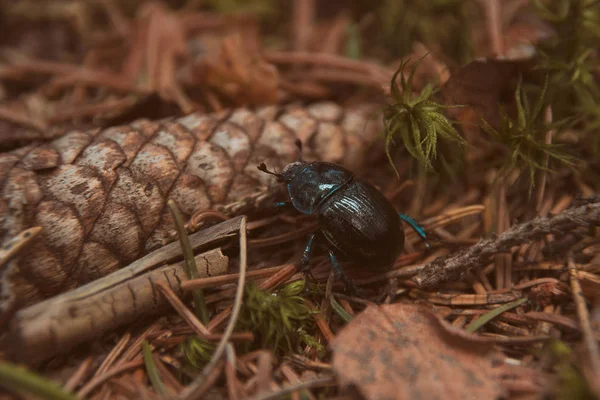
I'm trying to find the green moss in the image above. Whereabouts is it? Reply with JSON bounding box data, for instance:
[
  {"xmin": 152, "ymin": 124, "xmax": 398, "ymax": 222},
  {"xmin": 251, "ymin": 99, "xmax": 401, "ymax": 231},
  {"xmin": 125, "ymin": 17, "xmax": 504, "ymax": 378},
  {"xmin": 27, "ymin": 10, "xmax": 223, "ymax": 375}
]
[
  {"xmin": 542, "ymin": 339, "xmax": 596, "ymax": 400},
  {"xmin": 479, "ymin": 76, "xmax": 574, "ymax": 192},
  {"xmin": 382, "ymin": 56, "xmax": 467, "ymax": 177},
  {"xmin": 533, "ymin": 0, "xmax": 600, "ymax": 151},
  {"xmin": 236, "ymin": 281, "xmax": 324, "ymax": 356},
  {"xmin": 181, "ymin": 336, "xmax": 216, "ymax": 370}
]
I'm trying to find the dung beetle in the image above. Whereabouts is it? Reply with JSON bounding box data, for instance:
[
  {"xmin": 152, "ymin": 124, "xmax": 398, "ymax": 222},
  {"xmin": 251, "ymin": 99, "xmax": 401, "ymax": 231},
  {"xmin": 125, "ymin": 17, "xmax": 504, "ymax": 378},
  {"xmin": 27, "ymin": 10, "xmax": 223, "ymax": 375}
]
[{"xmin": 258, "ymin": 140, "xmax": 427, "ymax": 293}]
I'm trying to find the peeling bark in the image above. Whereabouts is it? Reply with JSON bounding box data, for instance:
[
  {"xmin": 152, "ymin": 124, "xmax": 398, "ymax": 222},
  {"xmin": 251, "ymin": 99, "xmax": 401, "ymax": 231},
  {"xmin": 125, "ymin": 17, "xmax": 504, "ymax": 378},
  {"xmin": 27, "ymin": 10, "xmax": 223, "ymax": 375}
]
[{"xmin": 3, "ymin": 216, "xmax": 241, "ymax": 364}]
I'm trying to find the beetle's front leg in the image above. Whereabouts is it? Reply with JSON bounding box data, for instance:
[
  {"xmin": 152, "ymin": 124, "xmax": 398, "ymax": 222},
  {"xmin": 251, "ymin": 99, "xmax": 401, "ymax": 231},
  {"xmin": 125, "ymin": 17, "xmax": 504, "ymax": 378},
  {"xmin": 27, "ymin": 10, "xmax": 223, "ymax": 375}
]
[
  {"xmin": 300, "ymin": 233, "xmax": 318, "ymax": 289},
  {"xmin": 328, "ymin": 250, "xmax": 358, "ymax": 296}
]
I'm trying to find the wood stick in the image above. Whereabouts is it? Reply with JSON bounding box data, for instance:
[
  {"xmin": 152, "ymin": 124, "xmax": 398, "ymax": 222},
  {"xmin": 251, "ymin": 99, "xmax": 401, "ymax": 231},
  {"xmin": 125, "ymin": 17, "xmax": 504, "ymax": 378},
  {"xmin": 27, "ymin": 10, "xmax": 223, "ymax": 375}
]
[{"xmin": 2, "ymin": 217, "xmax": 242, "ymax": 364}]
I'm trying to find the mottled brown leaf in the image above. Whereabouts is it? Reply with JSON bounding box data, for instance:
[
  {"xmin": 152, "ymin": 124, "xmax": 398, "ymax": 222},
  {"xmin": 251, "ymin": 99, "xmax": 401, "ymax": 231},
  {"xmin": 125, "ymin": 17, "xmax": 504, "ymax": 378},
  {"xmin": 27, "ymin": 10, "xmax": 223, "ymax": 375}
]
[
  {"xmin": 332, "ymin": 303, "xmax": 506, "ymax": 400},
  {"xmin": 442, "ymin": 59, "xmax": 535, "ymax": 130},
  {"xmin": 195, "ymin": 33, "xmax": 280, "ymax": 105}
]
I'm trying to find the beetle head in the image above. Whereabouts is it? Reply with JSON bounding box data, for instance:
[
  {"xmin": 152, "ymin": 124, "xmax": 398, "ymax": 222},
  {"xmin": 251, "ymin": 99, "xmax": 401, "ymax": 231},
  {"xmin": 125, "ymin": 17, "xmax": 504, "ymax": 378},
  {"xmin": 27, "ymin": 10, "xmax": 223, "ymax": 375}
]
[{"xmin": 257, "ymin": 139, "xmax": 307, "ymax": 183}]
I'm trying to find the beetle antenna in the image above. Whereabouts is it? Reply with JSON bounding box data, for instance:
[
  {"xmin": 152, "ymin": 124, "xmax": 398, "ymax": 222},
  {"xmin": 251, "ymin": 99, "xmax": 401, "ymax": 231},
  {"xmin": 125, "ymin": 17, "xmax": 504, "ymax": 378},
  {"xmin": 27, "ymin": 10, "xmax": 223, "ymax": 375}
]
[
  {"xmin": 257, "ymin": 163, "xmax": 282, "ymax": 178},
  {"xmin": 295, "ymin": 139, "xmax": 304, "ymax": 161}
]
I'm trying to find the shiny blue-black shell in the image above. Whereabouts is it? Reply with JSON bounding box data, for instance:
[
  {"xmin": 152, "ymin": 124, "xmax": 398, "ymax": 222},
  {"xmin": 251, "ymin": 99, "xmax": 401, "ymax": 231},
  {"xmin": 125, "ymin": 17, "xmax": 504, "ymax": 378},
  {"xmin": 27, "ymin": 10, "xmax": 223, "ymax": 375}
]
[{"xmin": 280, "ymin": 161, "xmax": 404, "ymax": 268}]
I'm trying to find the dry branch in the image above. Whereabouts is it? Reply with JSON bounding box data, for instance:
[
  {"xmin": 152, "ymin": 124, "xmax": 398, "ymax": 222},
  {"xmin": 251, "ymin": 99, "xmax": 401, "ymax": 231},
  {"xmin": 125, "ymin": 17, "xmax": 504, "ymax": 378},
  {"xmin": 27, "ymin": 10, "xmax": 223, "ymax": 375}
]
[
  {"xmin": 2, "ymin": 217, "xmax": 242, "ymax": 365},
  {"xmin": 414, "ymin": 196, "xmax": 600, "ymax": 288}
]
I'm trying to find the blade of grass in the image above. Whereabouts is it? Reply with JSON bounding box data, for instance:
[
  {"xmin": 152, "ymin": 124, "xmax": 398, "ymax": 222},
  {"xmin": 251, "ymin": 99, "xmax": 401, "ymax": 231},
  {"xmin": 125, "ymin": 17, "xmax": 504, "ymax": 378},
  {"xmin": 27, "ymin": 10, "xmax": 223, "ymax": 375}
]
[
  {"xmin": 181, "ymin": 216, "xmax": 248, "ymax": 400},
  {"xmin": 168, "ymin": 199, "xmax": 209, "ymax": 324},
  {"xmin": 330, "ymin": 296, "xmax": 353, "ymax": 323},
  {"xmin": 142, "ymin": 341, "xmax": 169, "ymax": 397},
  {"xmin": 0, "ymin": 360, "xmax": 79, "ymax": 400},
  {"xmin": 466, "ymin": 298, "xmax": 528, "ymax": 333}
]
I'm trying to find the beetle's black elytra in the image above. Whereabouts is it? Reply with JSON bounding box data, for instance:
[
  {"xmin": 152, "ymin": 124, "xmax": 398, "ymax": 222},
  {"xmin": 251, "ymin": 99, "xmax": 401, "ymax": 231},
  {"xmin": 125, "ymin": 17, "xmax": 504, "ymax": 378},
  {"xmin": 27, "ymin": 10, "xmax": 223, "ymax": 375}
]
[{"xmin": 258, "ymin": 141, "xmax": 425, "ymax": 293}]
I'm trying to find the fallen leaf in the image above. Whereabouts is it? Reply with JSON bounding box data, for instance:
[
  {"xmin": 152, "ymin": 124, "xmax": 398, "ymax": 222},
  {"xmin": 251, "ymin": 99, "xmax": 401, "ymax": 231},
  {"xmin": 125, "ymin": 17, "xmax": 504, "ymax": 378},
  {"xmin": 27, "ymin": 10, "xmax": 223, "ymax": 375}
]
[
  {"xmin": 332, "ymin": 303, "xmax": 506, "ymax": 400},
  {"xmin": 577, "ymin": 271, "xmax": 600, "ymax": 301},
  {"xmin": 193, "ymin": 32, "xmax": 280, "ymax": 106},
  {"xmin": 442, "ymin": 58, "xmax": 535, "ymax": 130}
]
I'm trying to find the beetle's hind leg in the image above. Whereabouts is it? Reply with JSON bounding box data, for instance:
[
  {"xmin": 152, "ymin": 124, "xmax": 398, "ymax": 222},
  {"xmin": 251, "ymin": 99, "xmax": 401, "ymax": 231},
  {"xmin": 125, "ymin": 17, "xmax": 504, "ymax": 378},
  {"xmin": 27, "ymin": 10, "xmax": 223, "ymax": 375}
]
[
  {"xmin": 399, "ymin": 213, "xmax": 430, "ymax": 248},
  {"xmin": 328, "ymin": 250, "xmax": 358, "ymax": 296}
]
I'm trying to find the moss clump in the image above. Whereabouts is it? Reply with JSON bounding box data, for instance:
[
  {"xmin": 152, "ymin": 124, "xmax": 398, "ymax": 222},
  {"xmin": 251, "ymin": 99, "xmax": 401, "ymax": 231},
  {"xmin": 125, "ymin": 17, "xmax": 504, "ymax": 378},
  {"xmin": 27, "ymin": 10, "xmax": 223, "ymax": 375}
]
[
  {"xmin": 541, "ymin": 339, "xmax": 596, "ymax": 400},
  {"xmin": 383, "ymin": 56, "xmax": 467, "ymax": 177},
  {"xmin": 236, "ymin": 281, "xmax": 324, "ymax": 356},
  {"xmin": 479, "ymin": 76, "xmax": 574, "ymax": 192},
  {"xmin": 181, "ymin": 336, "xmax": 216, "ymax": 370}
]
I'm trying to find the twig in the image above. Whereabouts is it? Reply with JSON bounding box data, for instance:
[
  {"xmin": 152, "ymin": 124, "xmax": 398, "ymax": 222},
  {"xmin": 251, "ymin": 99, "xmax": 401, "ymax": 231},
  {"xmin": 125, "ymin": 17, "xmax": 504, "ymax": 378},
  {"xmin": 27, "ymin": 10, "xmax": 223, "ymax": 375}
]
[
  {"xmin": 47, "ymin": 96, "xmax": 140, "ymax": 123},
  {"xmin": 95, "ymin": 333, "xmax": 131, "ymax": 376},
  {"xmin": 5, "ymin": 248, "xmax": 226, "ymax": 364},
  {"xmin": 256, "ymin": 351, "xmax": 274, "ymax": 394},
  {"xmin": 0, "ymin": 106, "xmax": 47, "ymax": 132},
  {"xmin": 568, "ymin": 257, "xmax": 600, "ymax": 376},
  {"xmin": 406, "ymin": 205, "xmax": 485, "ymax": 240},
  {"xmin": 156, "ymin": 283, "xmax": 211, "ymax": 337},
  {"xmin": 77, "ymin": 360, "xmax": 145, "ymax": 398},
  {"xmin": 525, "ymin": 312, "xmax": 580, "ymax": 333},
  {"xmin": 292, "ymin": 0, "xmax": 315, "ymax": 51},
  {"xmin": 413, "ymin": 196, "xmax": 600, "ymax": 288},
  {"xmin": 225, "ymin": 344, "xmax": 240, "ymax": 400},
  {"xmin": 480, "ymin": 0, "xmax": 504, "ymax": 56},
  {"xmin": 305, "ymin": 299, "xmax": 335, "ymax": 344},
  {"xmin": 0, "ymin": 59, "xmax": 149, "ymax": 94},
  {"xmin": 181, "ymin": 265, "xmax": 288, "ymax": 291},
  {"xmin": 247, "ymin": 376, "xmax": 336, "ymax": 400},
  {"xmin": 263, "ymin": 50, "xmax": 393, "ymax": 82},
  {"xmin": 63, "ymin": 357, "xmax": 92, "ymax": 392},
  {"xmin": 180, "ymin": 216, "xmax": 248, "ymax": 400}
]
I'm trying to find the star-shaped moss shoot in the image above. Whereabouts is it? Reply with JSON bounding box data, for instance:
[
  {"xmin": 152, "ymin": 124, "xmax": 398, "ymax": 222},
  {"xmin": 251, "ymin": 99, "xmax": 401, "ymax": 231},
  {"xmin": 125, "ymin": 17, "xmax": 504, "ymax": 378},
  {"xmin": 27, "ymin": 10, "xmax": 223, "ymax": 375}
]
[
  {"xmin": 479, "ymin": 75, "xmax": 574, "ymax": 192},
  {"xmin": 383, "ymin": 56, "xmax": 467, "ymax": 177}
]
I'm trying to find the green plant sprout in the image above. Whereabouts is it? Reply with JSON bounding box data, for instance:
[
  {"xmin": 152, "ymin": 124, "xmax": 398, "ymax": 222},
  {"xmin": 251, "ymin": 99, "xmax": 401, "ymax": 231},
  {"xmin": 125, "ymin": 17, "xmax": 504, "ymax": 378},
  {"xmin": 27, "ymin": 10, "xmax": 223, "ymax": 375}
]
[
  {"xmin": 533, "ymin": 0, "xmax": 600, "ymax": 151},
  {"xmin": 181, "ymin": 336, "xmax": 216, "ymax": 370},
  {"xmin": 479, "ymin": 76, "xmax": 573, "ymax": 191},
  {"xmin": 236, "ymin": 281, "xmax": 323, "ymax": 355},
  {"xmin": 540, "ymin": 339, "xmax": 596, "ymax": 400},
  {"xmin": 382, "ymin": 56, "xmax": 467, "ymax": 177}
]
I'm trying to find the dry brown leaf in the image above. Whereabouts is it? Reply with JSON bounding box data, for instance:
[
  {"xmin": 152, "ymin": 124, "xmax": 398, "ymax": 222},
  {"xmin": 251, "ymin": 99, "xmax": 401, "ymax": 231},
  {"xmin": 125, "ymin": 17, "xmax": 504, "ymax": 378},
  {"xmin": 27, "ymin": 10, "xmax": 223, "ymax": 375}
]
[
  {"xmin": 332, "ymin": 303, "xmax": 506, "ymax": 400},
  {"xmin": 578, "ymin": 271, "xmax": 600, "ymax": 301},
  {"xmin": 442, "ymin": 58, "xmax": 534, "ymax": 130},
  {"xmin": 194, "ymin": 33, "xmax": 280, "ymax": 105}
]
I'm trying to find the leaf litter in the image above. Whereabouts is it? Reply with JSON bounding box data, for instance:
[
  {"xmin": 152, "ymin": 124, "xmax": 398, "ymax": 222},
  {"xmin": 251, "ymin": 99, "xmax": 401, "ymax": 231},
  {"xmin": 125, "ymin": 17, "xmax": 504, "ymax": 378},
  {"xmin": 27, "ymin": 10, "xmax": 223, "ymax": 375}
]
[
  {"xmin": 0, "ymin": 1, "xmax": 599, "ymax": 400},
  {"xmin": 332, "ymin": 303, "xmax": 506, "ymax": 400}
]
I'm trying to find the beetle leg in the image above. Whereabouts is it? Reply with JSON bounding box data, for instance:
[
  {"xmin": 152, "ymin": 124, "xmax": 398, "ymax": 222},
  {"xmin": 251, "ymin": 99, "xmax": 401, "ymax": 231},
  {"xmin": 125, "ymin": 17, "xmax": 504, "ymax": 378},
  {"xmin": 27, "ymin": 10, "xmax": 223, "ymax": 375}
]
[
  {"xmin": 328, "ymin": 250, "xmax": 357, "ymax": 295},
  {"xmin": 399, "ymin": 213, "xmax": 430, "ymax": 248},
  {"xmin": 275, "ymin": 201, "xmax": 291, "ymax": 208},
  {"xmin": 300, "ymin": 233, "xmax": 317, "ymax": 283}
]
